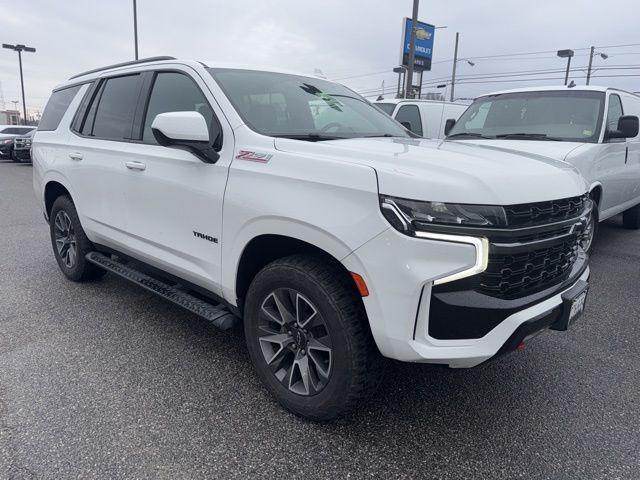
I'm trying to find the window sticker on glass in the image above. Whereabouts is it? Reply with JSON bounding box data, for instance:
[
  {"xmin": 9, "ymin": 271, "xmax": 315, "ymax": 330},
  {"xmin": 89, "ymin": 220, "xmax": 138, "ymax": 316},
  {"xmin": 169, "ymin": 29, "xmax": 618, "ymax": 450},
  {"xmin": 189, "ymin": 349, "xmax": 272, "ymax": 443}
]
[{"xmin": 300, "ymin": 84, "xmax": 343, "ymax": 111}]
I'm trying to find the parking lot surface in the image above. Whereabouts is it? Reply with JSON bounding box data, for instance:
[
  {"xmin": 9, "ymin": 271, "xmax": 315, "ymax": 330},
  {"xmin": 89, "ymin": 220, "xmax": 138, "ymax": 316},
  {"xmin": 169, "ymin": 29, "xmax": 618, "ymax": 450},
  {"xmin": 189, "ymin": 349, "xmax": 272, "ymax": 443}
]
[{"xmin": 1, "ymin": 160, "xmax": 639, "ymax": 479}]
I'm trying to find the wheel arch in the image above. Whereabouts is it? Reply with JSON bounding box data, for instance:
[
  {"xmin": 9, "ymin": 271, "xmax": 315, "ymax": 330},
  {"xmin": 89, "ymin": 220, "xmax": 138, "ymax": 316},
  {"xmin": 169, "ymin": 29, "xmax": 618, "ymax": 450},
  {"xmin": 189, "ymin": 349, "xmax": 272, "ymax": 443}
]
[
  {"xmin": 232, "ymin": 233, "xmax": 364, "ymax": 314},
  {"xmin": 44, "ymin": 180, "xmax": 74, "ymax": 219},
  {"xmin": 589, "ymin": 182, "xmax": 603, "ymax": 207}
]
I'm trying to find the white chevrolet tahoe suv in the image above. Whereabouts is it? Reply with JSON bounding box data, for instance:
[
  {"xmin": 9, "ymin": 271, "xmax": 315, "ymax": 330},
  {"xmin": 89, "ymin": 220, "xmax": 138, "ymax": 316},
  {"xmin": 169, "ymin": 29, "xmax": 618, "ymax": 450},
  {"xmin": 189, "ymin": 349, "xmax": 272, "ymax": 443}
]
[
  {"xmin": 34, "ymin": 57, "xmax": 592, "ymax": 420},
  {"xmin": 445, "ymin": 86, "xmax": 640, "ymax": 252}
]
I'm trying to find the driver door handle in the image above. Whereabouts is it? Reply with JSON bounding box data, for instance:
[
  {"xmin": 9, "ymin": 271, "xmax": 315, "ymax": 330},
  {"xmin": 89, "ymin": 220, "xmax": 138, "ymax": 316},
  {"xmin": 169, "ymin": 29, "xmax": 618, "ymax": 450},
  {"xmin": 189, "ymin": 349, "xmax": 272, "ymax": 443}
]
[
  {"xmin": 125, "ymin": 161, "xmax": 146, "ymax": 171},
  {"xmin": 69, "ymin": 152, "xmax": 83, "ymax": 161}
]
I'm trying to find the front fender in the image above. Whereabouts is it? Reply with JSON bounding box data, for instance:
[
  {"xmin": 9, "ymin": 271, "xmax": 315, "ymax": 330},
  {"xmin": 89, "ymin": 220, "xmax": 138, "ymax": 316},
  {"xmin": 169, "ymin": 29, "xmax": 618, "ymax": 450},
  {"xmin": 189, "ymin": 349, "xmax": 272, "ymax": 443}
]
[{"xmin": 220, "ymin": 216, "xmax": 385, "ymax": 305}]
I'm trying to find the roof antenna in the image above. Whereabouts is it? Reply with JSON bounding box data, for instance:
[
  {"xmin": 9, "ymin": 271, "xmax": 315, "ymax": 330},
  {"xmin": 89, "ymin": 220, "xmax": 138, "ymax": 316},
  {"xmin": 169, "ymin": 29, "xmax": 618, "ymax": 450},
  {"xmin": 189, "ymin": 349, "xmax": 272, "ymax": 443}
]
[{"xmin": 568, "ymin": 80, "xmax": 576, "ymax": 88}]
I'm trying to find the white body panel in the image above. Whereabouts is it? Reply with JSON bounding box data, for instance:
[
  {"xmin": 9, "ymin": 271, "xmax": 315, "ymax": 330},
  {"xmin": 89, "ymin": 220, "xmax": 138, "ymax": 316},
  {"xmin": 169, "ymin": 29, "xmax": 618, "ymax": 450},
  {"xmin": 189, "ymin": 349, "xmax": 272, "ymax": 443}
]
[{"xmin": 33, "ymin": 60, "xmax": 591, "ymax": 367}]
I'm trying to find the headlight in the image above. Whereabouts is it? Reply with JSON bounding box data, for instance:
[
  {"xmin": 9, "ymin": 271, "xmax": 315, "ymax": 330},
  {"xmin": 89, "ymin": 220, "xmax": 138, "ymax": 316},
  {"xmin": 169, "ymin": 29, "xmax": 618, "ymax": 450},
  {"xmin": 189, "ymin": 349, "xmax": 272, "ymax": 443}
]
[
  {"xmin": 380, "ymin": 195, "xmax": 507, "ymax": 234},
  {"xmin": 1, "ymin": 139, "xmax": 13, "ymax": 145}
]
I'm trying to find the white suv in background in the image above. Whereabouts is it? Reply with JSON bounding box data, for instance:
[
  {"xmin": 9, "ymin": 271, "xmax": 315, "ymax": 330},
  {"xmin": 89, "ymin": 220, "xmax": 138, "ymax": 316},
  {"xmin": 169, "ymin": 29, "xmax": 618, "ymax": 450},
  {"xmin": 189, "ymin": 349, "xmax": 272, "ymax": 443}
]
[
  {"xmin": 445, "ymin": 86, "xmax": 640, "ymax": 251},
  {"xmin": 34, "ymin": 57, "xmax": 592, "ymax": 420}
]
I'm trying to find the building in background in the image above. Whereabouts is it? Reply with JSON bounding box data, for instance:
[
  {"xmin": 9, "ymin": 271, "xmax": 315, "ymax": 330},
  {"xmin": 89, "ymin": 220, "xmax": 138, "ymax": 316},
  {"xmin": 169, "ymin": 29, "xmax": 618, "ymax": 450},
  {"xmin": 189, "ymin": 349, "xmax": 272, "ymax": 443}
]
[{"xmin": 0, "ymin": 110, "xmax": 21, "ymax": 125}]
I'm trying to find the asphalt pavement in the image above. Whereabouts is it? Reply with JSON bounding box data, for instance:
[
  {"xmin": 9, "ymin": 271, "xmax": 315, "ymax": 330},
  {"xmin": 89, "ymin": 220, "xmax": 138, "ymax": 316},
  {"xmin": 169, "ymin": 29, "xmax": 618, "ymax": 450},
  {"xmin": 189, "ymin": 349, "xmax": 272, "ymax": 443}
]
[{"xmin": 1, "ymin": 159, "xmax": 639, "ymax": 479}]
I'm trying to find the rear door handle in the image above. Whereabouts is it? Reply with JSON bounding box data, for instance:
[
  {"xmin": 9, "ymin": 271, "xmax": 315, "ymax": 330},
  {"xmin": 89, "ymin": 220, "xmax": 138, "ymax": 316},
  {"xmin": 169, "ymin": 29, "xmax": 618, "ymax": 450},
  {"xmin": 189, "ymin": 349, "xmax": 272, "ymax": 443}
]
[
  {"xmin": 69, "ymin": 152, "xmax": 83, "ymax": 161},
  {"xmin": 125, "ymin": 161, "xmax": 146, "ymax": 171}
]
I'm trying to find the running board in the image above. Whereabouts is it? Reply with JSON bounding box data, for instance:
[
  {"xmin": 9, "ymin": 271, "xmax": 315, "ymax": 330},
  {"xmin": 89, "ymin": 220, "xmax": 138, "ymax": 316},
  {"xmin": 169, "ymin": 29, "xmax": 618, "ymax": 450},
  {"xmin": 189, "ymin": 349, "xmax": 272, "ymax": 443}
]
[{"xmin": 85, "ymin": 252, "xmax": 237, "ymax": 330}]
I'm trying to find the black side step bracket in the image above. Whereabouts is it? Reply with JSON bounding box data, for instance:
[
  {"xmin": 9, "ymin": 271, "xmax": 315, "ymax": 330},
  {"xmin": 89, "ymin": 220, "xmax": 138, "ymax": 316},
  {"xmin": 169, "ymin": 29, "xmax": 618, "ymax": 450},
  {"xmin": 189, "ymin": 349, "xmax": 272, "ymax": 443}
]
[{"xmin": 85, "ymin": 252, "xmax": 237, "ymax": 330}]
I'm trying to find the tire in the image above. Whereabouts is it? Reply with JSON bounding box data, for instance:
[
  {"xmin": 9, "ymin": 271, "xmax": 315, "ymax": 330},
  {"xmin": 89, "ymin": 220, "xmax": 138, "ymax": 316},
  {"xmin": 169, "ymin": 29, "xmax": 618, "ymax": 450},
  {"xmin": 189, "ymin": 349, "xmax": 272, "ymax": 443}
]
[
  {"xmin": 581, "ymin": 199, "xmax": 599, "ymax": 255},
  {"xmin": 244, "ymin": 254, "xmax": 383, "ymax": 421},
  {"xmin": 622, "ymin": 204, "xmax": 640, "ymax": 230},
  {"xmin": 49, "ymin": 195, "xmax": 106, "ymax": 281},
  {"xmin": 11, "ymin": 149, "xmax": 20, "ymax": 163}
]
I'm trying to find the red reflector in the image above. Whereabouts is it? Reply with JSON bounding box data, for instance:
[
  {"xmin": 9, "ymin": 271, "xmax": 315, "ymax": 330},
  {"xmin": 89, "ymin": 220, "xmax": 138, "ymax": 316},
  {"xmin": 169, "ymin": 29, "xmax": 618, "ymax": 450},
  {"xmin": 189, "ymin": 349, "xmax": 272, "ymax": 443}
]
[
  {"xmin": 350, "ymin": 272, "xmax": 369, "ymax": 297},
  {"xmin": 517, "ymin": 341, "xmax": 526, "ymax": 351}
]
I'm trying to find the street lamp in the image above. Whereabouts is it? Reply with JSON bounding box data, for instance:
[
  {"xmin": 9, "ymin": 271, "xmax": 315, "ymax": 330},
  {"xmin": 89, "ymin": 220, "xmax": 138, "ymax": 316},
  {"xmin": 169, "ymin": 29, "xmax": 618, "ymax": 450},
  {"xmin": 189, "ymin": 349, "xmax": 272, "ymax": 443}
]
[
  {"xmin": 586, "ymin": 47, "xmax": 608, "ymax": 85},
  {"xmin": 557, "ymin": 49, "xmax": 574, "ymax": 86},
  {"xmin": 2, "ymin": 43, "xmax": 36, "ymax": 125},
  {"xmin": 450, "ymin": 30, "xmax": 476, "ymax": 103}
]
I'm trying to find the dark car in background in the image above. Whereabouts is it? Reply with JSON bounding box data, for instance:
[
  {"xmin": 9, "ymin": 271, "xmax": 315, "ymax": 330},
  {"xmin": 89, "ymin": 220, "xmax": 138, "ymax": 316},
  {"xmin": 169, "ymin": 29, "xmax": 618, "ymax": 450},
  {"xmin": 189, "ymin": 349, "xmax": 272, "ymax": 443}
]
[
  {"xmin": 0, "ymin": 126, "xmax": 36, "ymax": 160},
  {"xmin": 12, "ymin": 129, "xmax": 36, "ymax": 163}
]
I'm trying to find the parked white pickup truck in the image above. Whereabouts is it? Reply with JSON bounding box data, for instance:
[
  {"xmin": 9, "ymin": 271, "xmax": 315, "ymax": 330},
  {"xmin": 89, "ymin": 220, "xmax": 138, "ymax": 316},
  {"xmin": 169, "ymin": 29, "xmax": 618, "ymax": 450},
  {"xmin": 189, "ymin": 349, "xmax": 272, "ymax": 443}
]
[
  {"xmin": 34, "ymin": 58, "xmax": 592, "ymax": 420},
  {"xmin": 445, "ymin": 86, "xmax": 640, "ymax": 251}
]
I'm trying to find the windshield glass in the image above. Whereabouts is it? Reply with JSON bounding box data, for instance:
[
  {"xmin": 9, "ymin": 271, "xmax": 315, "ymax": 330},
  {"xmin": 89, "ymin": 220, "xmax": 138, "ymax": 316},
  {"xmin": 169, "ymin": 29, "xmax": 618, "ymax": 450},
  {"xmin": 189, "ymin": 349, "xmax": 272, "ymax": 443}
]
[
  {"xmin": 208, "ymin": 68, "xmax": 409, "ymax": 140},
  {"xmin": 0, "ymin": 127, "xmax": 34, "ymax": 135},
  {"xmin": 375, "ymin": 103, "xmax": 396, "ymax": 115},
  {"xmin": 448, "ymin": 90, "xmax": 605, "ymax": 142}
]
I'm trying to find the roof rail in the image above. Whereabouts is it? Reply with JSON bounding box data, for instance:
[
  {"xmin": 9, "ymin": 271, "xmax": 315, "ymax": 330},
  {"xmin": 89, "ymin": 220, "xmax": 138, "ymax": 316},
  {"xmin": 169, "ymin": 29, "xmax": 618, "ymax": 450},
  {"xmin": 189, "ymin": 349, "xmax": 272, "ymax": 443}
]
[{"xmin": 69, "ymin": 56, "xmax": 177, "ymax": 80}]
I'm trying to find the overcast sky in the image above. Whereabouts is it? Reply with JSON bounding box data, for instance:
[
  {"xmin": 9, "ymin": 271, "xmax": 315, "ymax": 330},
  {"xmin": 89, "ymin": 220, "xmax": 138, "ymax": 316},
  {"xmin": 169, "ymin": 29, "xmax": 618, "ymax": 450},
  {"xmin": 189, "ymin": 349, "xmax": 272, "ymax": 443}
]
[{"xmin": 1, "ymin": 0, "xmax": 639, "ymax": 115}]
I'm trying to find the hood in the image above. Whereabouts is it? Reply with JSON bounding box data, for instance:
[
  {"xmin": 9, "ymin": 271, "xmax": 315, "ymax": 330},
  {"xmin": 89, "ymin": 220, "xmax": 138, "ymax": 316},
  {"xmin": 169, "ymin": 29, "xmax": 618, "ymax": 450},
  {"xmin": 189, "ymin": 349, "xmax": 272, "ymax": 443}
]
[
  {"xmin": 449, "ymin": 139, "xmax": 590, "ymax": 162},
  {"xmin": 274, "ymin": 137, "xmax": 588, "ymax": 205}
]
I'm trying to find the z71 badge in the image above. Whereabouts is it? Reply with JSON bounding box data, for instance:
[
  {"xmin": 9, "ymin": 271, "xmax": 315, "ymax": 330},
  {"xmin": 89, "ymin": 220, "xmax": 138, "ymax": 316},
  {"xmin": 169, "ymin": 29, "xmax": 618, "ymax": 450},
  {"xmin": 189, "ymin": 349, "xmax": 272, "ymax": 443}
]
[{"xmin": 235, "ymin": 150, "xmax": 273, "ymax": 163}]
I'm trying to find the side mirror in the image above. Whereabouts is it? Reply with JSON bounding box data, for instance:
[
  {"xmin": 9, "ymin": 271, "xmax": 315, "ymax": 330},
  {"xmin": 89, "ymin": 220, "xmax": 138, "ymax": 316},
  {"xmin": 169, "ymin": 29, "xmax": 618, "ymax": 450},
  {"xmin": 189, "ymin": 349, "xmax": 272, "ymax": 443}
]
[
  {"xmin": 151, "ymin": 111, "xmax": 219, "ymax": 163},
  {"xmin": 444, "ymin": 118, "xmax": 457, "ymax": 136},
  {"xmin": 400, "ymin": 121, "xmax": 413, "ymax": 131},
  {"xmin": 606, "ymin": 115, "xmax": 639, "ymax": 141}
]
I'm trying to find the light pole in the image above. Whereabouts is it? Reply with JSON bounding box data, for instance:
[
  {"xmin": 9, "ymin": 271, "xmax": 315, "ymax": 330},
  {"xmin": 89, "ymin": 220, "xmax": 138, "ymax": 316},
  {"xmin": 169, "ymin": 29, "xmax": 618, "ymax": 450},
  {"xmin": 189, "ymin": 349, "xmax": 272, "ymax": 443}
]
[
  {"xmin": 557, "ymin": 49, "xmax": 574, "ymax": 86},
  {"xmin": 404, "ymin": 0, "xmax": 420, "ymax": 99},
  {"xmin": 450, "ymin": 32, "xmax": 475, "ymax": 103},
  {"xmin": 133, "ymin": 0, "xmax": 139, "ymax": 60},
  {"xmin": 2, "ymin": 43, "xmax": 36, "ymax": 125},
  {"xmin": 586, "ymin": 47, "xmax": 608, "ymax": 85}
]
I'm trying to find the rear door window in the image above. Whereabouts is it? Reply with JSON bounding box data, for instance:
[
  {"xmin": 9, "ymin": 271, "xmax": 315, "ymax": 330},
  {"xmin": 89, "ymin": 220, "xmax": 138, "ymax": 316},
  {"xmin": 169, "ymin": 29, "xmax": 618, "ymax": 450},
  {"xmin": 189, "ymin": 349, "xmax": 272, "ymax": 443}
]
[
  {"xmin": 38, "ymin": 86, "xmax": 81, "ymax": 131},
  {"xmin": 85, "ymin": 75, "xmax": 142, "ymax": 140},
  {"xmin": 394, "ymin": 104, "xmax": 423, "ymax": 136}
]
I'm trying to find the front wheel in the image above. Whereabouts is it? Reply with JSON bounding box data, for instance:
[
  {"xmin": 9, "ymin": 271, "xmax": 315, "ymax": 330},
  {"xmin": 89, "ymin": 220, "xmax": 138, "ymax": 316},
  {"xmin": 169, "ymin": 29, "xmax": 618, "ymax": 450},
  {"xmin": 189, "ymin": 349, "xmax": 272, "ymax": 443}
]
[
  {"xmin": 244, "ymin": 255, "xmax": 383, "ymax": 421},
  {"xmin": 622, "ymin": 204, "xmax": 640, "ymax": 230}
]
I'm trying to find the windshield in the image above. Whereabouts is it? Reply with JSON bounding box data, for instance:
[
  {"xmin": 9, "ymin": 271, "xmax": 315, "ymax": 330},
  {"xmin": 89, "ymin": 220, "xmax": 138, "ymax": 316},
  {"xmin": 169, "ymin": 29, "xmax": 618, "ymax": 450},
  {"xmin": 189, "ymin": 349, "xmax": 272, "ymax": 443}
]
[
  {"xmin": 208, "ymin": 68, "xmax": 409, "ymax": 140},
  {"xmin": 375, "ymin": 103, "xmax": 396, "ymax": 115},
  {"xmin": 448, "ymin": 90, "xmax": 606, "ymax": 143},
  {"xmin": 0, "ymin": 127, "xmax": 35, "ymax": 135}
]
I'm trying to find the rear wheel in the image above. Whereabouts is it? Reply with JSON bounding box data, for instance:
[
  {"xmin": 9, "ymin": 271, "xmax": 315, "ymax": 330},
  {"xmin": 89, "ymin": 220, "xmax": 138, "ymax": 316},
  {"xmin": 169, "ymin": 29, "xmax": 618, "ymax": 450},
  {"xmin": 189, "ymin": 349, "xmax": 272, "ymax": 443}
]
[
  {"xmin": 622, "ymin": 204, "xmax": 640, "ymax": 230},
  {"xmin": 49, "ymin": 196, "xmax": 106, "ymax": 281},
  {"xmin": 244, "ymin": 254, "xmax": 383, "ymax": 421}
]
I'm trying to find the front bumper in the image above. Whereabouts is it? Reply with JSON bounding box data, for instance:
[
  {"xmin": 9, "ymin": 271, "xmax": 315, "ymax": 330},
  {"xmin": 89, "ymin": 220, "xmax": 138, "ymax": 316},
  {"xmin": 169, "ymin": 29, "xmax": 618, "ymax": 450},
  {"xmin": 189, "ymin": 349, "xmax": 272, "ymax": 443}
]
[{"xmin": 342, "ymin": 227, "xmax": 589, "ymax": 368}]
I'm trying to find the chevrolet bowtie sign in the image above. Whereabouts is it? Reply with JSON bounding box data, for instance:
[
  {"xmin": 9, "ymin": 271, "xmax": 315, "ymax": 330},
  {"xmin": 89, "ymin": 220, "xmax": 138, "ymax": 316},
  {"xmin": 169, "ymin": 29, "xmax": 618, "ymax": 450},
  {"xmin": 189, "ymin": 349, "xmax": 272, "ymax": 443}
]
[{"xmin": 400, "ymin": 17, "xmax": 436, "ymax": 71}]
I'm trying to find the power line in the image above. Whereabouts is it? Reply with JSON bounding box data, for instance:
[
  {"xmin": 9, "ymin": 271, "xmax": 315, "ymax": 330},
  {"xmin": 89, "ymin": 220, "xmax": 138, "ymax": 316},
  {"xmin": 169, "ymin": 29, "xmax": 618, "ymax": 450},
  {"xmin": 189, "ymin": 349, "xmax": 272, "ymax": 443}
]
[
  {"xmin": 333, "ymin": 44, "xmax": 640, "ymax": 82},
  {"xmin": 358, "ymin": 72, "xmax": 640, "ymax": 96}
]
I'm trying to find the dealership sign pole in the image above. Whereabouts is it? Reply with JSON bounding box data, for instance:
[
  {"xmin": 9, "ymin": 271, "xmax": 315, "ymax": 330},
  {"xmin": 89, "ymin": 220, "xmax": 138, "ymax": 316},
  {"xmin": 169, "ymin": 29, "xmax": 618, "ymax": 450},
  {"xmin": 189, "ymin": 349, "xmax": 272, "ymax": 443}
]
[{"xmin": 404, "ymin": 0, "xmax": 419, "ymax": 98}]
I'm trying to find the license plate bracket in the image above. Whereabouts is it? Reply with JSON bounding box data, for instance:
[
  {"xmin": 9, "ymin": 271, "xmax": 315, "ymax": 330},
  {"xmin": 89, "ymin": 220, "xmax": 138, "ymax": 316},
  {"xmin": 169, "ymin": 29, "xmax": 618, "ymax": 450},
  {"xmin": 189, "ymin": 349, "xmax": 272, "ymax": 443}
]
[{"xmin": 551, "ymin": 280, "xmax": 589, "ymax": 331}]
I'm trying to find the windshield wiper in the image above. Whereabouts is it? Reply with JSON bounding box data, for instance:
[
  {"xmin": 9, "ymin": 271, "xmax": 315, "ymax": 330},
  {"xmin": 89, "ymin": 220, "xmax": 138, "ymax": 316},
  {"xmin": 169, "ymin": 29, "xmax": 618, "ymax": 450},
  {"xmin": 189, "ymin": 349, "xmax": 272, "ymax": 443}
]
[
  {"xmin": 362, "ymin": 133, "xmax": 396, "ymax": 138},
  {"xmin": 272, "ymin": 134, "xmax": 346, "ymax": 142},
  {"xmin": 494, "ymin": 133, "xmax": 562, "ymax": 141},
  {"xmin": 446, "ymin": 132, "xmax": 495, "ymax": 139}
]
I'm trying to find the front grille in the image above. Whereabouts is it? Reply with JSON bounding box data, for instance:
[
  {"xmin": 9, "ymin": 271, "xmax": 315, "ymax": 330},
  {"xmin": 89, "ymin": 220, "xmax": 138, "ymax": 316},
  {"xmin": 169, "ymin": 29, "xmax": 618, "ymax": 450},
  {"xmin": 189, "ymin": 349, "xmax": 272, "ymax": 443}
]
[
  {"xmin": 479, "ymin": 239, "xmax": 580, "ymax": 298},
  {"xmin": 14, "ymin": 138, "xmax": 31, "ymax": 148},
  {"xmin": 476, "ymin": 194, "xmax": 590, "ymax": 299},
  {"xmin": 504, "ymin": 195, "xmax": 589, "ymax": 228}
]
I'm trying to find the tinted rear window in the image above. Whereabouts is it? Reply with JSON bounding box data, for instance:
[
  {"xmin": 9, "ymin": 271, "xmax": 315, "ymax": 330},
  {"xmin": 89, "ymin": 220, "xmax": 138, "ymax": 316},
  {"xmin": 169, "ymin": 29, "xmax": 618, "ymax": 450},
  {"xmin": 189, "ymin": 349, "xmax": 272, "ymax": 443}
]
[
  {"xmin": 90, "ymin": 75, "xmax": 141, "ymax": 140},
  {"xmin": 38, "ymin": 86, "xmax": 81, "ymax": 131}
]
